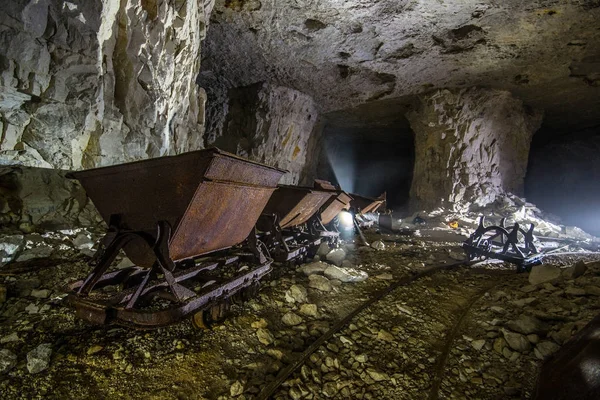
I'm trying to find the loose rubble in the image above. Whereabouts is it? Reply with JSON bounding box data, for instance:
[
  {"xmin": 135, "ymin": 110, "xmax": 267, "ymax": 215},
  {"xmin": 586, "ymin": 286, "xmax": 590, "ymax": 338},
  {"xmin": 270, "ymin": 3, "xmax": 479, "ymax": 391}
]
[{"xmin": 0, "ymin": 225, "xmax": 598, "ymax": 399}]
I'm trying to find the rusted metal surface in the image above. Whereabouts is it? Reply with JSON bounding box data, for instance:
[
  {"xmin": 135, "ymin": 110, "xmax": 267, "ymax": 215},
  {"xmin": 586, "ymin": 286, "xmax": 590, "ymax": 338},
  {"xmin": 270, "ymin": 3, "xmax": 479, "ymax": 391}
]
[
  {"xmin": 260, "ymin": 184, "xmax": 334, "ymax": 230},
  {"xmin": 66, "ymin": 148, "xmax": 285, "ymax": 328},
  {"xmin": 350, "ymin": 192, "xmax": 386, "ymax": 215},
  {"xmin": 69, "ymin": 148, "xmax": 284, "ymax": 267},
  {"xmin": 320, "ymin": 192, "xmax": 353, "ymax": 225},
  {"xmin": 534, "ymin": 311, "xmax": 600, "ymax": 399}
]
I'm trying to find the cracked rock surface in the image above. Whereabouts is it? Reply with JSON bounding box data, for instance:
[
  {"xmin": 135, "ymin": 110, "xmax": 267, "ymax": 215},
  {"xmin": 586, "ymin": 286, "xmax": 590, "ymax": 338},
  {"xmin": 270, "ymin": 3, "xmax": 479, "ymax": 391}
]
[{"xmin": 202, "ymin": 0, "xmax": 600, "ymax": 131}]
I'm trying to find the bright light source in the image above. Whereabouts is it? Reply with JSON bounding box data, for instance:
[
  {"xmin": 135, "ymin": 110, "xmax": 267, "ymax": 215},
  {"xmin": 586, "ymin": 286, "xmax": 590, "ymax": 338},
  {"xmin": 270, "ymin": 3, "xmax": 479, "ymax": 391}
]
[{"xmin": 339, "ymin": 211, "xmax": 354, "ymax": 228}]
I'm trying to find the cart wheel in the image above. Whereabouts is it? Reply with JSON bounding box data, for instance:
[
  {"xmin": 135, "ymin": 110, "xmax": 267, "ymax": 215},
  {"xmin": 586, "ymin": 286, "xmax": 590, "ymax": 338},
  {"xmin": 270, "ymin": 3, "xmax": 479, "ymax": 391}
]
[
  {"xmin": 191, "ymin": 302, "xmax": 229, "ymax": 330},
  {"xmin": 191, "ymin": 310, "xmax": 211, "ymax": 330}
]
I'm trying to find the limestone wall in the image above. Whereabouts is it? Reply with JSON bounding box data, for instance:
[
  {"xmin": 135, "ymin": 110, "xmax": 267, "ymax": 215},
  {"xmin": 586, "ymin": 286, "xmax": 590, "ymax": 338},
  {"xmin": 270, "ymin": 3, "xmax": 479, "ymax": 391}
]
[
  {"xmin": 0, "ymin": 0, "xmax": 214, "ymax": 170},
  {"xmin": 407, "ymin": 88, "xmax": 543, "ymax": 211}
]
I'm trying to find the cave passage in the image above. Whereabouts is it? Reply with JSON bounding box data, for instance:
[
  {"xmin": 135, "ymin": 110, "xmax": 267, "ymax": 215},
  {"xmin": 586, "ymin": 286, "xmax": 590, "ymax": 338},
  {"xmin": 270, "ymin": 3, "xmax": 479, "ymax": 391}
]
[
  {"xmin": 526, "ymin": 123, "xmax": 600, "ymax": 237},
  {"xmin": 319, "ymin": 117, "xmax": 414, "ymax": 212}
]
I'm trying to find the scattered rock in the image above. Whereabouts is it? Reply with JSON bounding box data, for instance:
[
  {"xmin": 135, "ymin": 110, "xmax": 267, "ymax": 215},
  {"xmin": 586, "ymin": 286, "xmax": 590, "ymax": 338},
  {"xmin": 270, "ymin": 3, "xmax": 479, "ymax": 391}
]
[
  {"xmin": 366, "ymin": 368, "xmax": 389, "ymax": 381},
  {"xmin": 376, "ymin": 273, "xmax": 393, "ymax": 280},
  {"xmin": 308, "ymin": 274, "xmax": 332, "ymax": 292},
  {"xmin": 377, "ymin": 329, "xmax": 395, "ymax": 342},
  {"xmin": 72, "ymin": 232, "xmax": 94, "ymax": 250},
  {"xmin": 506, "ymin": 315, "xmax": 549, "ymax": 335},
  {"xmin": 17, "ymin": 246, "xmax": 53, "ymax": 262},
  {"xmin": 0, "ymin": 235, "xmax": 24, "ymax": 263},
  {"xmin": 325, "ymin": 248, "xmax": 346, "ymax": 266},
  {"xmin": 585, "ymin": 286, "xmax": 600, "ymax": 296},
  {"xmin": 322, "ymin": 382, "xmax": 338, "ymax": 397},
  {"xmin": 25, "ymin": 303, "xmax": 40, "ymax": 314},
  {"xmin": 230, "ymin": 380, "xmax": 244, "ymax": 397},
  {"xmin": 323, "ymin": 265, "xmax": 368, "ymax": 283},
  {"xmin": 30, "ymin": 289, "xmax": 50, "ymax": 299},
  {"xmin": 299, "ymin": 261, "xmax": 329, "ymax": 276},
  {"xmin": 0, "ymin": 286, "xmax": 6, "ymax": 304},
  {"xmin": 27, "ymin": 343, "xmax": 52, "ymax": 374},
  {"xmin": 529, "ymin": 265, "xmax": 561, "ymax": 285},
  {"xmin": 282, "ymin": 312, "xmax": 303, "ymax": 326},
  {"xmin": 565, "ymin": 286, "xmax": 586, "ymax": 296},
  {"xmin": 471, "ymin": 339, "xmax": 486, "ymax": 351},
  {"xmin": 534, "ymin": 341, "xmax": 560, "ymax": 360},
  {"xmin": 251, "ymin": 319, "xmax": 268, "ymax": 329},
  {"xmin": 316, "ymin": 242, "xmax": 331, "ymax": 257},
  {"xmin": 285, "ymin": 285, "xmax": 308, "ymax": 303},
  {"xmin": 116, "ymin": 258, "xmax": 134, "ymax": 269},
  {"xmin": 256, "ymin": 329, "xmax": 275, "ymax": 345},
  {"xmin": 299, "ymin": 303, "xmax": 319, "ymax": 318},
  {"xmin": 562, "ymin": 261, "xmax": 587, "ymax": 280},
  {"xmin": 87, "ymin": 345, "xmax": 103, "ymax": 355},
  {"xmin": 501, "ymin": 329, "xmax": 531, "ymax": 353},
  {"xmin": 0, "ymin": 333, "xmax": 19, "ymax": 344},
  {"xmin": 370, "ymin": 240, "xmax": 385, "ymax": 250},
  {"xmin": 0, "ymin": 349, "xmax": 17, "ymax": 374}
]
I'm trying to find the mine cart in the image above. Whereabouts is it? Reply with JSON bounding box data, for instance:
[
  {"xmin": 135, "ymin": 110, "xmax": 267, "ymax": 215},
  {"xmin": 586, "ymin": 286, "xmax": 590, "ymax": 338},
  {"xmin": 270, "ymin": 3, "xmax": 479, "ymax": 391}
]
[
  {"xmin": 350, "ymin": 192, "xmax": 386, "ymax": 215},
  {"xmin": 257, "ymin": 182, "xmax": 335, "ymax": 262},
  {"xmin": 313, "ymin": 180, "xmax": 353, "ymax": 226},
  {"xmin": 66, "ymin": 148, "xmax": 285, "ymax": 328}
]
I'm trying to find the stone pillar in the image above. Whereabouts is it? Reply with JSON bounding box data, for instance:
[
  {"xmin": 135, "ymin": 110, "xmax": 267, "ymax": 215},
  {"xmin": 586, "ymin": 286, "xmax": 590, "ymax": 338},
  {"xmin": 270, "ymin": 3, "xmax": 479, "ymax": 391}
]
[
  {"xmin": 208, "ymin": 82, "xmax": 322, "ymax": 185},
  {"xmin": 406, "ymin": 88, "xmax": 542, "ymax": 211}
]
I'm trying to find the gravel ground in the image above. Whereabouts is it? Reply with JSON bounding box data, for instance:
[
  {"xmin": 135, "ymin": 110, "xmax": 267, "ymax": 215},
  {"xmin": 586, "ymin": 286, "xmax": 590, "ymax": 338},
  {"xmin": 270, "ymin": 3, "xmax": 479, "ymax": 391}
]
[{"xmin": 1, "ymin": 228, "xmax": 600, "ymax": 399}]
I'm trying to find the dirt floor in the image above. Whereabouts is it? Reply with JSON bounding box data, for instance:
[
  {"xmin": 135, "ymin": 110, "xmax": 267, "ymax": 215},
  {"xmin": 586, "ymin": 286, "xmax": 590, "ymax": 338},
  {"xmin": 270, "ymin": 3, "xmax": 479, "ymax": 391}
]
[{"xmin": 1, "ymin": 229, "xmax": 600, "ymax": 400}]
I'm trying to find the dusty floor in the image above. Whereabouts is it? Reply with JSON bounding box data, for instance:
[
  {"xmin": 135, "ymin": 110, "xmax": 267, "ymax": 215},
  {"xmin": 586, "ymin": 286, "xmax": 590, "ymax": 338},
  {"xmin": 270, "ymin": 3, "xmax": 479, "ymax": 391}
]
[{"xmin": 1, "ymin": 229, "xmax": 600, "ymax": 400}]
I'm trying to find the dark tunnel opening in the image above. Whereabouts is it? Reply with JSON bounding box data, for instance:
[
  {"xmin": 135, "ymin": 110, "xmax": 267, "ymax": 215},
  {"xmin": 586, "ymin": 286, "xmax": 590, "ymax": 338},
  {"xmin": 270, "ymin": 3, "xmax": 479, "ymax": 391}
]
[
  {"xmin": 525, "ymin": 123, "xmax": 600, "ymax": 237},
  {"xmin": 318, "ymin": 116, "xmax": 415, "ymax": 213}
]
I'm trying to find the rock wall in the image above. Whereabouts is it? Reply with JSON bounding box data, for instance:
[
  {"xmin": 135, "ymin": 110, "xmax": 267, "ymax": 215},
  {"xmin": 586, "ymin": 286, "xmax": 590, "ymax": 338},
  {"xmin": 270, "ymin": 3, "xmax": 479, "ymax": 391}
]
[
  {"xmin": 0, "ymin": 166, "xmax": 101, "ymax": 232},
  {"xmin": 208, "ymin": 82, "xmax": 322, "ymax": 185},
  {"xmin": 407, "ymin": 88, "xmax": 542, "ymax": 211},
  {"xmin": 0, "ymin": 0, "xmax": 213, "ymax": 170}
]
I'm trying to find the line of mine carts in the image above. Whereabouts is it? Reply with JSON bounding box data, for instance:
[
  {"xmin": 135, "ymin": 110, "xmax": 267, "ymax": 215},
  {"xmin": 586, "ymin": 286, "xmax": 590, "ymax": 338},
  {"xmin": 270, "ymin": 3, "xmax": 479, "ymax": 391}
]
[{"xmin": 66, "ymin": 148, "xmax": 386, "ymax": 329}]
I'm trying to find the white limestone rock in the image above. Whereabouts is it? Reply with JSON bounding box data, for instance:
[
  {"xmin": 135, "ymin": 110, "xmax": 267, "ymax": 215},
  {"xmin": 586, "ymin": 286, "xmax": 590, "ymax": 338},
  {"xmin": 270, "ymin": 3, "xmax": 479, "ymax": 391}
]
[{"xmin": 323, "ymin": 265, "xmax": 368, "ymax": 283}]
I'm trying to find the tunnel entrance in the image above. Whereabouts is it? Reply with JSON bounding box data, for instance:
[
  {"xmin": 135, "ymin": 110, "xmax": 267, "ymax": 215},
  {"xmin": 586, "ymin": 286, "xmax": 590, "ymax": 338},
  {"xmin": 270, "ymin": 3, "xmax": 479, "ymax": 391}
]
[
  {"xmin": 525, "ymin": 123, "xmax": 600, "ymax": 237},
  {"xmin": 318, "ymin": 110, "xmax": 415, "ymax": 213}
]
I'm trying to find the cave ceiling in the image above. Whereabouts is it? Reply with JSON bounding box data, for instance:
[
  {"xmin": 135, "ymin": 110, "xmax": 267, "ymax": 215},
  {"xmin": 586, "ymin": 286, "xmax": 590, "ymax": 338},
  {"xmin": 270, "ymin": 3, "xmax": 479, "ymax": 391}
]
[{"xmin": 201, "ymin": 0, "xmax": 600, "ymax": 135}]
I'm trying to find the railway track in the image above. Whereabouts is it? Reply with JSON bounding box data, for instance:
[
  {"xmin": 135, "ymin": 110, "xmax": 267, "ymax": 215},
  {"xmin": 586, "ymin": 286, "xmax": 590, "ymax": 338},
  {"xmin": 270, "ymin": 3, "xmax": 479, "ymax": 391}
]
[{"xmin": 254, "ymin": 259, "xmax": 524, "ymax": 399}]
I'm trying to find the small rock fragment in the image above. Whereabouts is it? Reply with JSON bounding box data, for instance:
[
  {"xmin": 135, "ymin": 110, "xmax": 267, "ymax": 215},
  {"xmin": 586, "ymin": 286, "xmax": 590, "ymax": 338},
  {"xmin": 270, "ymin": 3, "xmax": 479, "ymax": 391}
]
[
  {"xmin": 308, "ymin": 274, "xmax": 332, "ymax": 292},
  {"xmin": 285, "ymin": 285, "xmax": 308, "ymax": 303},
  {"xmin": 529, "ymin": 265, "xmax": 561, "ymax": 285},
  {"xmin": 506, "ymin": 315, "xmax": 549, "ymax": 335},
  {"xmin": 282, "ymin": 312, "xmax": 303, "ymax": 326},
  {"xmin": 471, "ymin": 339, "xmax": 486, "ymax": 351},
  {"xmin": 31, "ymin": 289, "xmax": 50, "ymax": 299},
  {"xmin": 501, "ymin": 329, "xmax": 531, "ymax": 353},
  {"xmin": 377, "ymin": 329, "xmax": 395, "ymax": 342},
  {"xmin": 230, "ymin": 380, "xmax": 244, "ymax": 397},
  {"xmin": 325, "ymin": 248, "xmax": 346, "ymax": 266},
  {"xmin": 367, "ymin": 368, "xmax": 389, "ymax": 381},
  {"xmin": 534, "ymin": 341, "xmax": 560, "ymax": 360},
  {"xmin": 27, "ymin": 343, "xmax": 52, "ymax": 374},
  {"xmin": 299, "ymin": 303, "xmax": 319, "ymax": 318},
  {"xmin": 299, "ymin": 261, "xmax": 329, "ymax": 276},
  {"xmin": 0, "ymin": 349, "xmax": 17, "ymax": 374},
  {"xmin": 323, "ymin": 265, "xmax": 368, "ymax": 283},
  {"xmin": 256, "ymin": 329, "xmax": 275, "ymax": 345},
  {"xmin": 562, "ymin": 261, "xmax": 587, "ymax": 280},
  {"xmin": 87, "ymin": 345, "xmax": 103, "ymax": 355},
  {"xmin": 371, "ymin": 240, "xmax": 385, "ymax": 250}
]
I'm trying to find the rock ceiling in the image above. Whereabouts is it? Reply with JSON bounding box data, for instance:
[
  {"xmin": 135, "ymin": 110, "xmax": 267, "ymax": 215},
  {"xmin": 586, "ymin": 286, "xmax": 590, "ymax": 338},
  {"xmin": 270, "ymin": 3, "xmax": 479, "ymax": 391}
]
[{"xmin": 200, "ymin": 0, "xmax": 600, "ymax": 134}]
